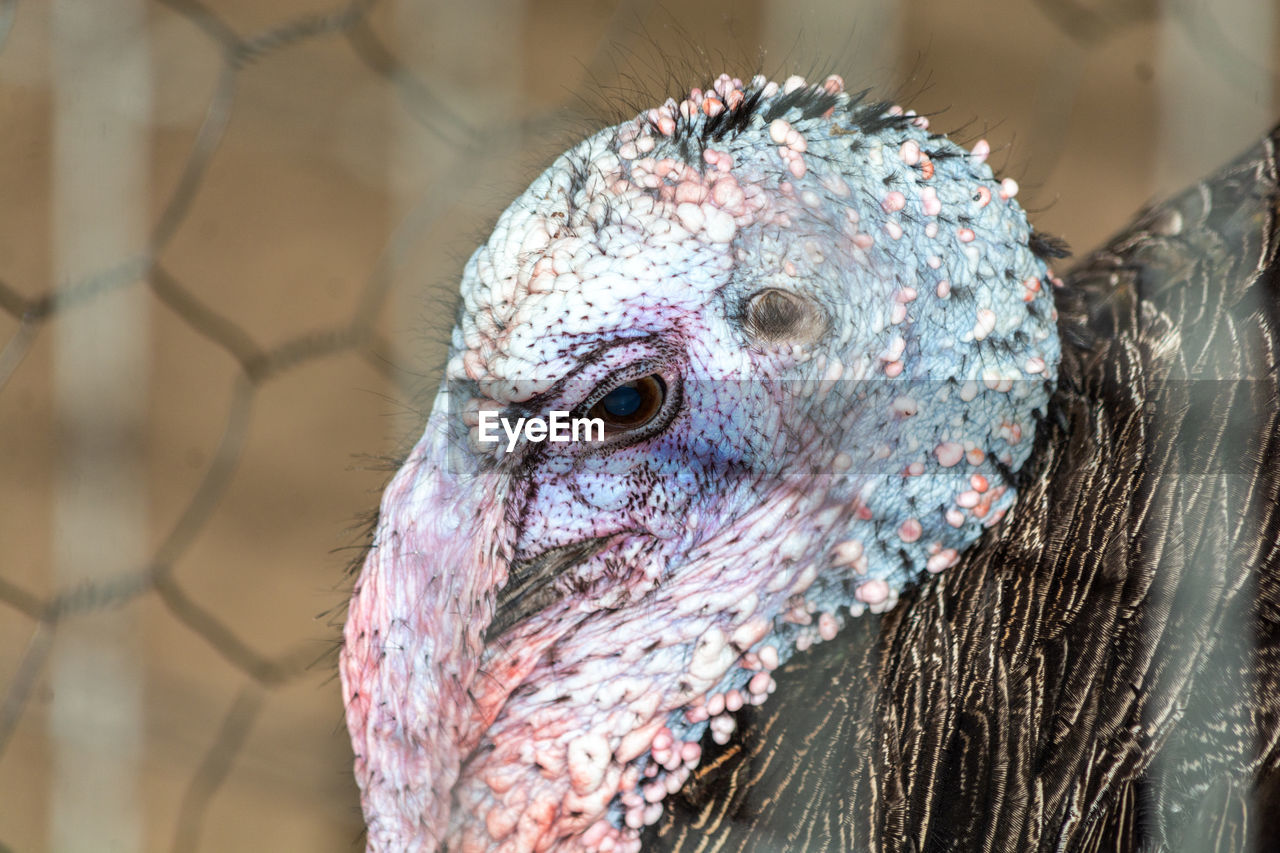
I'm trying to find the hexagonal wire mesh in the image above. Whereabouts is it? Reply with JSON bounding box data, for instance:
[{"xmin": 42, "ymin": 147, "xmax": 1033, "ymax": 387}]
[{"xmin": 0, "ymin": 0, "xmax": 1276, "ymax": 850}]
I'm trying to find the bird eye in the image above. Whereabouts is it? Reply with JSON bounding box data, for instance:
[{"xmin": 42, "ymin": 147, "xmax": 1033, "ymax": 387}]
[{"xmin": 587, "ymin": 375, "xmax": 666, "ymax": 430}]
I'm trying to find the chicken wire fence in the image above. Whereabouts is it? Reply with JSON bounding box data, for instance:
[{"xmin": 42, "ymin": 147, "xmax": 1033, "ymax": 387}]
[{"xmin": 0, "ymin": 0, "xmax": 1275, "ymax": 850}]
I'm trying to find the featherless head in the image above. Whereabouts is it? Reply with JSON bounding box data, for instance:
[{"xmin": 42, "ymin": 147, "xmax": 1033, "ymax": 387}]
[{"xmin": 342, "ymin": 73, "xmax": 1061, "ymax": 852}]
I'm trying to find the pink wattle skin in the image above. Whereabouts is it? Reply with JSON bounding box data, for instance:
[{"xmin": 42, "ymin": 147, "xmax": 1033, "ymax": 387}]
[{"xmin": 341, "ymin": 403, "xmax": 514, "ymax": 851}]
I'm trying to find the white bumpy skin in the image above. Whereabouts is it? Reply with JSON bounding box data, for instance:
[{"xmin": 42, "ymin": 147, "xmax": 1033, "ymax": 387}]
[{"xmin": 341, "ymin": 73, "xmax": 1062, "ymax": 853}]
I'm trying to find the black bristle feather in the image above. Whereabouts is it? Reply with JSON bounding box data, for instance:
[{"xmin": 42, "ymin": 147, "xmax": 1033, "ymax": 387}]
[
  {"xmin": 702, "ymin": 88, "xmax": 766, "ymax": 142},
  {"xmin": 1029, "ymin": 230, "xmax": 1073, "ymax": 259},
  {"xmin": 760, "ymin": 86, "xmax": 840, "ymax": 123}
]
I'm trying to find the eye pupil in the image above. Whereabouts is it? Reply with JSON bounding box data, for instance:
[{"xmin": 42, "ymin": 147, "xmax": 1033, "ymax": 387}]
[
  {"xmin": 602, "ymin": 384, "xmax": 643, "ymax": 418},
  {"xmin": 587, "ymin": 375, "xmax": 666, "ymax": 431}
]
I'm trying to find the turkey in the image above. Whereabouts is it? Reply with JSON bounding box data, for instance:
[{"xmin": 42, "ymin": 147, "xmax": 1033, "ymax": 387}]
[{"xmin": 340, "ymin": 73, "xmax": 1280, "ymax": 852}]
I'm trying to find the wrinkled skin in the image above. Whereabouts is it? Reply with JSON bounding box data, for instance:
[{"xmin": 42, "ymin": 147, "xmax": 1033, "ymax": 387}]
[{"xmin": 341, "ymin": 74, "xmax": 1061, "ymax": 852}]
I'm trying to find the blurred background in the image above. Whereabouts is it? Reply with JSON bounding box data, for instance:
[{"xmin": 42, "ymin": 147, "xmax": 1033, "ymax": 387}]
[{"xmin": 0, "ymin": 0, "xmax": 1276, "ymax": 850}]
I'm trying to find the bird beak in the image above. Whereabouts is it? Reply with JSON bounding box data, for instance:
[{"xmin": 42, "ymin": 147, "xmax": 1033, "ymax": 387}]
[{"xmin": 340, "ymin": 389, "xmax": 514, "ymax": 850}]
